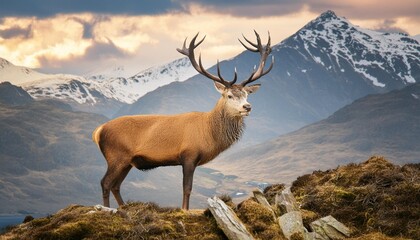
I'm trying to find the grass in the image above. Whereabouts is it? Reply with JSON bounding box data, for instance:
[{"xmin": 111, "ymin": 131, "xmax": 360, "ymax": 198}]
[
  {"xmin": 290, "ymin": 156, "xmax": 419, "ymax": 239},
  {"xmin": 236, "ymin": 198, "xmax": 286, "ymax": 240},
  {"xmin": 2, "ymin": 156, "xmax": 417, "ymax": 240},
  {"xmin": 2, "ymin": 203, "xmax": 225, "ymax": 240}
]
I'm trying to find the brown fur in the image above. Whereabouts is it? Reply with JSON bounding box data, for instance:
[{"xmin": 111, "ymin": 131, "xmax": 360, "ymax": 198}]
[
  {"xmin": 94, "ymin": 31, "xmax": 272, "ymax": 210},
  {"xmin": 93, "ymin": 97, "xmax": 244, "ymax": 209}
]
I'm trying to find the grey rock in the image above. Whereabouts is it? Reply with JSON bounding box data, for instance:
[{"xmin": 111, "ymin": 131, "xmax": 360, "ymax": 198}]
[
  {"xmin": 207, "ymin": 196, "xmax": 254, "ymax": 240},
  {"xmin": 278, "ymin": 211, "xmax": 305, "ymax": 240},
  {"xmin": 253, "ymin": 189, "xmax": 277, "ymax": 219},
  {"xmin": 276, "ymin": 187, "xmax": 300, "ymax": 215},
  {"xmin": 310, "ymin": 215, "xmax": 351, "ymax": 240}
]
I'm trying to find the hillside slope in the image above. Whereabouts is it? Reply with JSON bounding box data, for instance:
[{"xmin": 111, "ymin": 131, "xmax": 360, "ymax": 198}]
[
  {"xmin": 2, "ymin": 157, "xmax": 417, "ymax": 240},
  {"xmin": 0, "ymin": 83, "xmax": 109, "ymax": 213},
  {"xmin": 209, "ymin": 83, "xmax": 420, "ymax": 183}
]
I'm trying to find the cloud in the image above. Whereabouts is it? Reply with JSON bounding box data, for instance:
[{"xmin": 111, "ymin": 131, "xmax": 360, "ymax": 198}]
[
  {"xmin": 69, "ymin": 16, "xmax": 111, "ymax": 39},
  {"xmin": 35, "ymin": 40, "xmax": 131, "ymax": 74},
  {"xmin": 84, "ymin": 40, "xmax": 129, "ymax": 60},
  {"xmin": 2, "ymin": 0, "xmax": 419, "ymax": 21},
  {"xmin": 373, "ymin": 19, "xmax": 409, "ymax": 34},
  {"xmin": 0, "ymin": 24, "xmax": 32, "ymax": 39},
  {"xmin": 0, "ymin": 0, "xmax": 187, "ymax": 18},
  {"xmin": 305, "ymin": 0, "xmax": 420, "ymax": 21},
  {"xmin": 175, "ymin": 0, "xmax": 420, "ymax": 21},
  {"xmin": 176, "ymin": 0, "xmax": 306, "ymax": 17}
]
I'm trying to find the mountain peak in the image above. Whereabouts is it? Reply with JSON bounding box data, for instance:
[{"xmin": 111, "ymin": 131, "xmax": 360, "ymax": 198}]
[
  {"xmin": 319, "ymin": 10, "xmax": 339, "ymax": 21},
  {"xmin": 303, "ymin": 10, "xmax": 350, "ymax": 31},
  {"xmin": 0, "ymin": 57, "xmax": 12, "ymax": 68},
  {"xmin": 0, "ymin": 81, "xmax": 33, "ymax": 106},
  {"xmin": 287, "ymin": 10, "xmax": 419, "ymax": 87}
]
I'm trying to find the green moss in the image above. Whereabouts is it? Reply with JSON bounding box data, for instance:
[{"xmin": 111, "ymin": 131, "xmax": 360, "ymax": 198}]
[{"xmin": 334, "ymin": 188, "xmax": 356, "ymax": 201}]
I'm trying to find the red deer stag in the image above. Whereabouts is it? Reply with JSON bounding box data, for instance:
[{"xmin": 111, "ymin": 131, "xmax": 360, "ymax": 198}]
[{"xmin": 93, "ymin": 31, "xmax": 273, "ymax": 210}]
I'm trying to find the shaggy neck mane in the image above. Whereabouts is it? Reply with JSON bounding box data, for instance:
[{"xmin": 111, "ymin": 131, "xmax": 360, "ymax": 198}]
[{"xmin": 208, "ymin": 99, "xmax": 245, "ymax": 151}]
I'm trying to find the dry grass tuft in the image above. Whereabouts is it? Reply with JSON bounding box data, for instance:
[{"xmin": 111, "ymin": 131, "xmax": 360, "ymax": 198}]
[
  {"xmin": 347, "ymin": 232, "xmax": 411, "ymax": 240},
  {"xmin": 2, "ymin": 203, "xmax": 226, "ymax": 240},
  {"xmin": 291, "ymin": 156, "xmax": 419, "ymax": 239},
  {"xmin": 263, "ymin": 183, "xmax": 286, "ymax": 205},
  {"xmin": 236, "ymin": 198, "xmax": 286, "ymax": 240}
]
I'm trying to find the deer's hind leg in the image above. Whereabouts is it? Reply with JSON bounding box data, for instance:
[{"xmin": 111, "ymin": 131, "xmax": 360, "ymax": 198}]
[
  {"xmin": 111, "ymin": 165, "xmax": 132, "ymax": 206},
  {"xmin": 101, "ymin": 160, "xmax": 132, "ymax": 207}
]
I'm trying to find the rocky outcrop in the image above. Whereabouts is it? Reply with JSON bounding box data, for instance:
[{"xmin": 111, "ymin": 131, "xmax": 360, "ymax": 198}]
[
  {"xmin": 310, "ymin": 216, "xmax": 351, "ymax": 240},
  {"xmin": 207, "ymin": 196, "xmax": 254, "ymax": 240},
  {"xmin": 207, "ymin": 187, "xmax": 351, "ymax": 240}
]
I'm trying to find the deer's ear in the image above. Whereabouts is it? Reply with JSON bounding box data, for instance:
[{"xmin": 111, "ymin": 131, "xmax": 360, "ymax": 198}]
[
  {"xmin": 244, "ymin": 84, "xmax": 261, "ymax": 94},
  {"xmin": 214, "ymin": 81, "xmax": 226, "ymax": 94}
]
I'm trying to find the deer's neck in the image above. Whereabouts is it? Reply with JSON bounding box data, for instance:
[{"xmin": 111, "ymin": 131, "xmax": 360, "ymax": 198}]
[{"xmin": 208, "ymin": 99, "xmax": 245, "ymax": 151}]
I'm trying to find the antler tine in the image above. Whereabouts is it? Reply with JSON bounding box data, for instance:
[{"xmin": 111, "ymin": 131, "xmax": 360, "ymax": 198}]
[
  {"xmin": 216, "ymin": 60, "xmax": 238, "ymax": 85},
  {"xmin": 263, "ymin": 55, "xmax": 274, "ymax": 75},
  {"xmin": 240, "ymin": 31, "xmax": 273, "ymax": 86},
  {"xmin": 232, "ymin": 67, "xmax": 238, "ymax": 84},
  {"xmin": 238, "ymin": 35, "xmax": 258, "ymax": 52},
  {"xmin": 178, "ymin": 32, "xmax": 237, "ymax": 87},
  {"xmin": 267, "ymin": 31, "xmax": 271, "ymax": 49}
]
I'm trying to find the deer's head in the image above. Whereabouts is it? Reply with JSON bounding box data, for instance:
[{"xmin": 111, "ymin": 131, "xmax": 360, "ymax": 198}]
[{"xmin": 177, "ymin": 31, "xmax": 273, "ymax": 117}]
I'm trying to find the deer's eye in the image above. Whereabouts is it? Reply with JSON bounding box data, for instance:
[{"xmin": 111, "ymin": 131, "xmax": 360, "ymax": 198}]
[{"xmin": 228, "ymin": 95, "xmax": 233, "ymax": 99}]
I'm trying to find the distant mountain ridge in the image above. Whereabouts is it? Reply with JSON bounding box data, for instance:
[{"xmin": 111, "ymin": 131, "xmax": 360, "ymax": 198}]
[
  {"xmin": 0, "ymin": 82, "xmax": 33, "ymax": 106},
  {"xmin": 208, "ymin": 83, "xmax": 420, "ymax": 183},
  {"xmin": 0, "ymin": 58, "xmax": 50, "ymax": 85},
  {"xmin": 0, "ymin": 57, "xmax": 196, "ymax": 116},
  {"xmin": 87, "ymin": 57, "xmax": 196, "ymax": 104}
]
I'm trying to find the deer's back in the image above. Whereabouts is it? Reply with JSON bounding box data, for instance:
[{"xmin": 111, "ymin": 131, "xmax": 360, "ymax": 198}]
[{"xmin": 98, "ymin": 113, "xmax": 215, "ymax": 162}]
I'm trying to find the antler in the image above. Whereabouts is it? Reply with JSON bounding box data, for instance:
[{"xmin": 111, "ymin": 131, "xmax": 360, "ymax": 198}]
[
  {"xmin": 177, "ymin": 31, "xmax": 273, "ymax": 88},
  {"xmin": 177, "ymin": 33, "xmax": 237, "ymax": 88},
  {"xmin": 238, "ymin": 30, "xmax": 274, "ymax": 86}
]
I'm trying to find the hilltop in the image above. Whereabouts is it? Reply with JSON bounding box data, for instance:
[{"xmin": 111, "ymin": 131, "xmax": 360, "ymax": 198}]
[{"xmin": 2, "ymin": 157, "xmax": 418, "ymax": 239}]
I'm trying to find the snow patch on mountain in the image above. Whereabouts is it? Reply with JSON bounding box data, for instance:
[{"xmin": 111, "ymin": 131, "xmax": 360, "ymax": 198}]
[
  {"xmin": 293, "ymin": 10, "xmax": 419, "ymax": 87},
  {"xmin": 88, "ymin": 57, "xmax": 196, "ymax": 103},
  {"xmin": 85, "ymin": 65, "xmax": 132, "ymax": 80},
  {"xmin": 0, "ymin": 58, "xmax": 50, "ymax": 85},
  {"xmin": 22, "ymin": 76, "xmax": 98, "ymax": 104}
]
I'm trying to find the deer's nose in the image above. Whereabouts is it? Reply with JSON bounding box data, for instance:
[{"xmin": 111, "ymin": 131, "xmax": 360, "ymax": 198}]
[{"xmin": 243, "ymin": 103, "xmax": 252, "ymax": 112}]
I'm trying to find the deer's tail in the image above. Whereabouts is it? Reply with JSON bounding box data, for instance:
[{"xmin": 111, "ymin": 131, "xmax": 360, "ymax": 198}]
[{"xmin": 92, "ymin": 125, "xmax": 104, "ymax": 148}]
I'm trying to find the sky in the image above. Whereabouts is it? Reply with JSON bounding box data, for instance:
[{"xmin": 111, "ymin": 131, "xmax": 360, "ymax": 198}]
[{"xmin": 0, "ymin": 0, "xmax": 419, "ymax": 76}]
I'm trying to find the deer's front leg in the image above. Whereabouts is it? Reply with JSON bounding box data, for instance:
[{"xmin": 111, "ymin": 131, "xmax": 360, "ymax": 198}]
[{"xmin": 181, "ymin": 159, "xmax": 197, "ymax": 210}]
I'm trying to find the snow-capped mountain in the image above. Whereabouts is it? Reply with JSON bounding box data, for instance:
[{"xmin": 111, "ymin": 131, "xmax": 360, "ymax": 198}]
[
  {"xmin": 118, "ymin": 10, "xmax": 419, "ymax": 145},
  {"xmin": 0, "ymin": 57, "xmax": 99, "ymax": 104},
  {"xmin": 86, "ymin": 65, "xmax": 132, "ymax": 80},
  {"xmin": 0, "ymin": 57, "xmax": 196, "ymax": 115},
  {"xmin": 0, "ymin": 58, "xmax": 51, "ymax": 85},
  {"xmin": 283, "ymin": 10, "xmax": 419, "ymax": 88},
  {"xmin": 22, "ymin": 76, "xmax": 99, "ymax": 104},
  {"xmin": 87, "ymin": 57, "xmax": 196, "ymax": 104}
]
